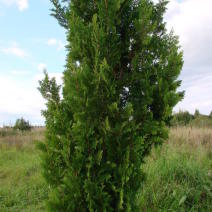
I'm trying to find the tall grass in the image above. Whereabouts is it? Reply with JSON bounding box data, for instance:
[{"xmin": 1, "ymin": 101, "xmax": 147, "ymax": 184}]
[
  {"xmin": 0, "ymin": 128, "xmax": 48, "ymax": 212},
  {"xmin": 0, "ymin": 127, "xmax": 45, "ymax": 148},
  {"xmin": 0, "ymin": 127, "xmax": 211, "ymax": 211},
  {"xmin": 140, "ymin": 127, "xmax": 212, "ymax": 211}
]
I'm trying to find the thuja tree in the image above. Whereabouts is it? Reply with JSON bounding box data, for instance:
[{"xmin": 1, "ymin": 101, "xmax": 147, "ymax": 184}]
[{"xmin": 39, "ymin": 0, "xmax": 184, "ymax": 211}]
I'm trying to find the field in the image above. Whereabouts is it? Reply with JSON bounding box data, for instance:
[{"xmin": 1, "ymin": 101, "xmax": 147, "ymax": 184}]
[
  {"xmin": 0, "ymin": 128, "xmax": 48, "ymax": 211},
  {"xmin": 0, "ymin": 127, "xmax": 211, "ymax": 211}
]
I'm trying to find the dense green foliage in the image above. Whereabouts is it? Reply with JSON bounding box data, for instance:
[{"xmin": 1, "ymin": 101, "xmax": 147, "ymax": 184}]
[
  {"xmin": 39, "ymin": 0, "xmax": 183, "ymax": 211},
  {"xmin": 14, "ymin": 118, "xmax": 31, "ymax": 132}
]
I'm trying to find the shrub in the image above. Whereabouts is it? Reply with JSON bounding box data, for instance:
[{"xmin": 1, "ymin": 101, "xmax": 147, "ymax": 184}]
[
  {"xmin": 194, "ymin": 109, "xmax": 200, "ymax": 118},
  {"xmin": 39, "ymin": 0, "xmax": 183, "ymax": 211},
  {"xmin": 172, "ymin": 111, "xmax": 194, "ymax": 126},
  {"xmin": 14, "ymin": 118, "xmax": 31, "ymax": 132}
]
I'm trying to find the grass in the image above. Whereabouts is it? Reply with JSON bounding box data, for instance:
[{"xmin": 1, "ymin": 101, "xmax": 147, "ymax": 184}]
[
  {"xmin": 0, "ymin": 128, "xmax": 48, "ymax": 212},
  {"xmin": 140, "ymin": 127, "xmax": 212, "ymax": 211},
  {"xmin": 0, "ymin": 127, "xmax": 211, "ymax": 211},
  {"xmin": 191, "ymin": 115, "xmax": 212, "ymax": 128}
]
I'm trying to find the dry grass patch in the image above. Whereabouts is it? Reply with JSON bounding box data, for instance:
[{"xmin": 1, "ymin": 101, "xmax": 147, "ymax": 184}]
[{"xmin": 0, "ymin": 127, "xmax": 45, "ymax": 150}]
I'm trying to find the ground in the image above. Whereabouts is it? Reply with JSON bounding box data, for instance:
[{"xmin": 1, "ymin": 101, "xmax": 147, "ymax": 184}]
[{"xmin": 0, "ymin": 127, "xmax": 211, "ymax": 211}]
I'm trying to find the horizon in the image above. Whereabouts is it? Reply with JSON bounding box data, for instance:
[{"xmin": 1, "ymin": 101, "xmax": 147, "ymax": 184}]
[{"xmin": 0, "ymin": 0, "xmax": 212, "ymax": 126}]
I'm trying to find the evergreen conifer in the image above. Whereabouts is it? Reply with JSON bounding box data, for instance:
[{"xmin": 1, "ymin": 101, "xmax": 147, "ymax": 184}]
[{"xmin": 39, "ymin": 0, "xmax": 184, "ymax": 211}]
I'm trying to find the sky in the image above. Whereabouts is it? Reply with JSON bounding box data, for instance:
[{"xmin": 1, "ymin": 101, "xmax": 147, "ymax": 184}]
[{"xmin": 0, "ymin": 0, "xmax": 212, "ymax": 126}]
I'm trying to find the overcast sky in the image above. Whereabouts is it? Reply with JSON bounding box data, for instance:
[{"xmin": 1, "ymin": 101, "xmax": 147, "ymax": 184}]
[{"xmin": 0, "ymin": 0, "xmax": 211, "ymax": 126}]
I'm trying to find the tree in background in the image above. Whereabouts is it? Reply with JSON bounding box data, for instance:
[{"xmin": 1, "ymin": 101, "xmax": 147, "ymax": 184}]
[
  {"xmin": 14, "ymin": 118, "xmax": 31, "ymax": 132},
  {"xmin": 171, "ymin": 111, "xmax": 194, "ymax": 126},
  {"xmin": 194, "ymin": 109, "xmax": 200, "ymax": 118},
  {"xmin": 39, "ymin": 0, "xmax": 184, "ymax": 211}
]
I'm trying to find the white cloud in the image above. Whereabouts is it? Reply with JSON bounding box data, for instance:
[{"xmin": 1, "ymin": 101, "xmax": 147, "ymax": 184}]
[
  {"xmin": 165, "ymin": 0, "xmax": 212, "ymax": 70},
  {"xmin": 47, "ymin": 38, "xmax": 65, "ymax": 51},
  {"xmin": 57, "ymin": 40, "xmax": 65, "ymax": 51},
  {"xmin": 10, "ymin": 70, "xmax": 29, "ymax": 75},
  {"xmin": 0, "ymin": 71, "xmax": 63, "ymax": 126},
  {"xmin": 0, "ymin": 0, "xmax": 28, "ymax": 11},
  {"xmin": 0, "ymin": 74, "xmax": 44, "ymax": 126},
  {"xmin": 165, "ymin": 0, "xmax": 212, "ymax": 115},
  {"xmin": 37, "ymin": 63, "xmax": 47, "ymax": 72},
  {"xmin": 47, "ymin": 38, "xmax": 57, "ymax": 46},
  {"xmin": 175, "ymin": 74, "xmax": 212, "ymax": 114},
  {"xmin": 2, "ymin": 45, "xmax": 27, "ymax": 58},
  {"xmin": 17, "ymin": 0, "xmax": 28, "ymax": 11}
]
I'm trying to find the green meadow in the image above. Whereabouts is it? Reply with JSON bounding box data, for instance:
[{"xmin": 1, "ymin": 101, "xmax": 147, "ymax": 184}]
[{"xmin": 0, "ymin": 127, "xmax": 211, "ymax": 211}]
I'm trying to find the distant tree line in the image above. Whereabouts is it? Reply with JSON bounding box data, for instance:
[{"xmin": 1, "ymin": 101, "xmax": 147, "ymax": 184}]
[
  {"xmin": 5, "ymin": 111, "xmax": 212, "ymax": 132},
  {"xmin": 171, "ymin": 109, "xmax": 212, "ymax": 127}
]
